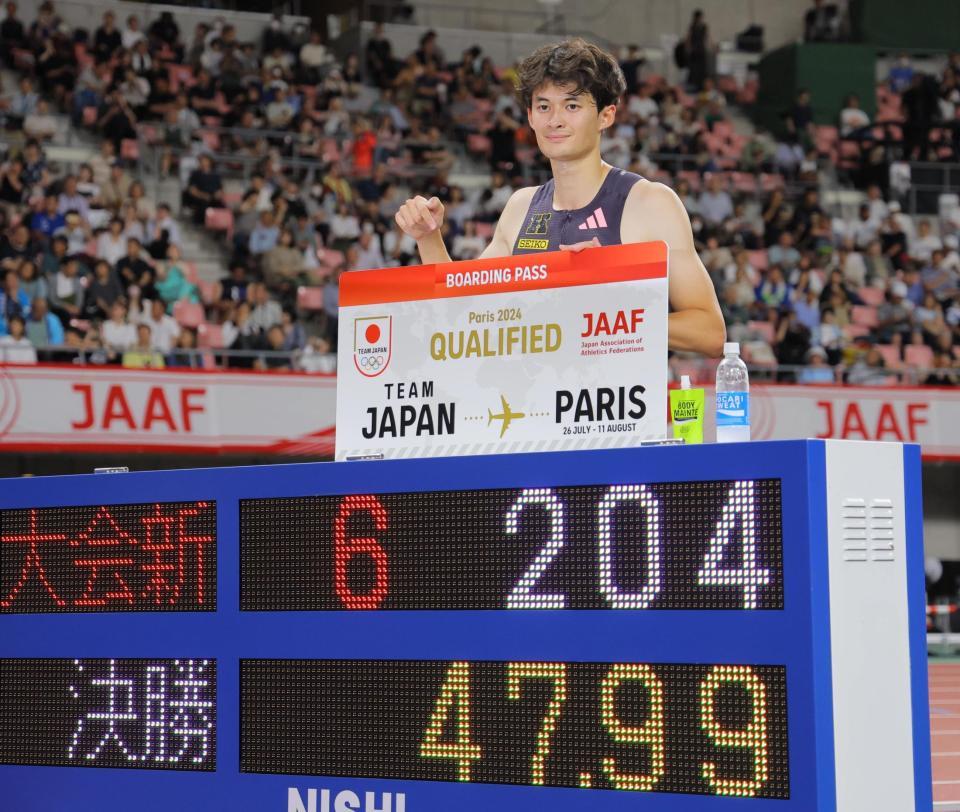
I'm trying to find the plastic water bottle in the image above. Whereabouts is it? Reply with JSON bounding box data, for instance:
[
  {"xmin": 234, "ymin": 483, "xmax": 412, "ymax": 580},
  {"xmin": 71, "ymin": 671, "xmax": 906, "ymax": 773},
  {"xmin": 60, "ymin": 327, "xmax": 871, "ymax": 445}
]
[{"xmin": 715, "ymin": 342, "xmax": 750, "ymax": 443}]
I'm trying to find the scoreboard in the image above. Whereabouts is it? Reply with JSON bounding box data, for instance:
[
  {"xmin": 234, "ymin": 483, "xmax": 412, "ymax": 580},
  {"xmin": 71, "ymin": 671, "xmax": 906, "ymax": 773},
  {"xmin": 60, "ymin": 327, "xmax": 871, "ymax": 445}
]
[{"xmin": 0, "ymin": 440, "xmax": 931, "ymax": 811}]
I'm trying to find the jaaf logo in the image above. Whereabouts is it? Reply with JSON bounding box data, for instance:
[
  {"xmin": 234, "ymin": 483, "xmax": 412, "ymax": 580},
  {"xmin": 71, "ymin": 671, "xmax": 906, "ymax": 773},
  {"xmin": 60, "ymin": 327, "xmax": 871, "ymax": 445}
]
[{"xmin": 353, "ymin": 316, "xmax": 392, "ymax": 377}]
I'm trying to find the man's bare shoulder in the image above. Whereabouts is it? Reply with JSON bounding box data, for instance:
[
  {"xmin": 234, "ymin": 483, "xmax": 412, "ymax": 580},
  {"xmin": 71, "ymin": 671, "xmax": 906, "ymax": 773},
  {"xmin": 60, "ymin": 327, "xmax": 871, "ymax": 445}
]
[
  {"xmin": 495, "ymin": 184, "xmax": 540, "ymax": 243},
  {"xmin": 622, "ymin": 178, "xmax": 691, "ymax": 241}
]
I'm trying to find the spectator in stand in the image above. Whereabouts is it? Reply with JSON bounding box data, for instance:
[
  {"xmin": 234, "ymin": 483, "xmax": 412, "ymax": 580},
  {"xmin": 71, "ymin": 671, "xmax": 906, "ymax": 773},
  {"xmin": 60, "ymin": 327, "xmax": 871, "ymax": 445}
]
[
  {"xmin": 145, "ymin": 202, "xmax": 179, "ymax": 253},
  {"xmin": 24, "ymin": 296, "xmax": 62, "ymax": 351},
  {"xmin": 79, "ymin": 258, "xmax": 119, "ymax": 318},
  {"xmin": 138, "ymin": 296, "xmax": 180, "ymax": 353},
  {"xmin": 154, "ymin": 244, "xmax": 198, "ymax": 313},
  {"xmin": 911, "ymin": 219, "xmax": 943, "ymax": 264},
  {"xmin": 31, "ymin": 194, "xmax": 65, "ymax": 242},
  {"xmin": 922, "ymin": 250, "xmax": 959, "ymax": 302},
  {"xmin": 3, "ymin": 76, "xmax": 38, "ymax": 128},
  {"xmin": 804, "ymin": 0, "xmax": 840, "ymax": 42},
  {"xmin": 249, "ymin": 210, "xmax": 280, "ymax": 257},
  {"xmin": 877, "ymin": 280, "xmax": 914, "ymax": 346},
  {"xmin": 93, "ymin": 11, "xmax": 122, "ymax": 60},
  {"xmin": 694, "ymin": 174, "xmax": 732, "ymax": 230},
  {"xmin": 798, "ymin": 345, "xmax": 835, "ymax": 383},
  {"xmin": 847, "ymin": 346, "xmax": 890, "ymax": 385},
  {"xmin": 97, "ymin": 218, "xmax": 128, "ymax": 267},
  {"xmin": 166, "ymin": 327, "xmax": 198, "ymax": 368},
  {"xmin": 122, "ymin": 323, "xmax": 165, "ymax": 368},
  {"xmin": 101, "ymin": 300, "xmax": 137, "ymax": 354},
  {"xmin": 116, "ymin": 237, "xmax": 155, "ymax": 299},
  {"xmin": 785, "ymin": 88, "xmax": 816, "ymax": 149},
  {"xmin": 248, "ymin": 281, "xmax": 282, "ymax": 332},
  {"xmin": 257, "ymin": 324, "xmax": 290, "ymax": 370},
  {"xmin": 924, "ymin": 351, "xmax": 958, "ymax": 385},
  {"xmin": 888, "ymin": 53, "xmax": 914, "ymax": 94},
  {"xmin": 0, "ymin": 314, "xmax": 36, "ymax": 362},
  {"xmin": 0, "ymin": 2, "xmax": 24, "ymax": 67},
  {"xmin": 182, "ymin": 154, "xmax": 224, "ymax": 225},
  {"xmin": 122, "ymin": 15, "xmax": 145, "ymax": 51},
  {"xmin": 0, "ymin": 268, "xmax": 30, "ymax": 324}
]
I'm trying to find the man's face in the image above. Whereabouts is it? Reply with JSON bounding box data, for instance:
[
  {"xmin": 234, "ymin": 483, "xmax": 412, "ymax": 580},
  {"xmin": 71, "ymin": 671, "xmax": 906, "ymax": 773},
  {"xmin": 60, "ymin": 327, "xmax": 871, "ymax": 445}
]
[{"xmin": 527, "ymin": 82, "xmax": 614, "ymax": 162}]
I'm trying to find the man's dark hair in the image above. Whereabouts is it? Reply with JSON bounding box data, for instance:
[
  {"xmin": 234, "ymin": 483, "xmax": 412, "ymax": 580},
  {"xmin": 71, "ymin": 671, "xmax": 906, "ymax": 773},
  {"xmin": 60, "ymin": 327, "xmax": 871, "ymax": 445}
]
[{"xmin": 515, "ymin": 37, "xmax": 626, "ymax": 112}]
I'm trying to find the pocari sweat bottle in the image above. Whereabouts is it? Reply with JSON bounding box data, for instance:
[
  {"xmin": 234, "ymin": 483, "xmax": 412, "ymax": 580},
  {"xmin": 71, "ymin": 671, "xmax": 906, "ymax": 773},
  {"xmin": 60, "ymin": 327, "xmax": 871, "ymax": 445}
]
[{"xmin": 715, "ymin": 341, "xmax": 750, "ymax": 443}]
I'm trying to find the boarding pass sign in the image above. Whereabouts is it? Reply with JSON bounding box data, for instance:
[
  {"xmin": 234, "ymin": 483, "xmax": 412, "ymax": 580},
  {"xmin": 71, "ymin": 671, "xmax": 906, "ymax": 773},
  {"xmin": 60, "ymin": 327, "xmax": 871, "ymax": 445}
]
[{"xmin": 335, "ymin": 241, "xmax": 668, "ymax": 460}]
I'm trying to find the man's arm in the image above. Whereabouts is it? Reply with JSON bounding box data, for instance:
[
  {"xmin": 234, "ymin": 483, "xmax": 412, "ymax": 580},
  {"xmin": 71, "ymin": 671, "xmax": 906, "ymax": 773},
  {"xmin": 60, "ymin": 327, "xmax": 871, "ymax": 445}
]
[
  {"xmin": 622, "ymin": 180, "xmax": 726, "ymax": 357},
  {"xmin": 397, "ymin": 187, "xmax": 534, "ymax": 265}
]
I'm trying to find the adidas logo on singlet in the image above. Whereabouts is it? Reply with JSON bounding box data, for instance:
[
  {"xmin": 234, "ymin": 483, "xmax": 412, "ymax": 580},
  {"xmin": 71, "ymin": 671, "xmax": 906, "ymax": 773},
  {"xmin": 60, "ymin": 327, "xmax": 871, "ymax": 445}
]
[{"xmin": 577, "ymin": 207, "xmax": 608, "ymax": 230}]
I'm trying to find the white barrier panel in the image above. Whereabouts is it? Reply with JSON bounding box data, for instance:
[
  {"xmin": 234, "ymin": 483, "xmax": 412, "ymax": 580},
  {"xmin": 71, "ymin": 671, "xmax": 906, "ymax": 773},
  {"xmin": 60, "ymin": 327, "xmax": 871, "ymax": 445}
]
[
  {"xmin": 0, "ymin": 365, "xmax": 956, "ymax": 460},
  {"xmin": 696, "ymin": 382, "xmax": 959, "ymax": 460},
  {"xmin": 0, "ymin": 365, "xmax": 336, "ymax": 456}
]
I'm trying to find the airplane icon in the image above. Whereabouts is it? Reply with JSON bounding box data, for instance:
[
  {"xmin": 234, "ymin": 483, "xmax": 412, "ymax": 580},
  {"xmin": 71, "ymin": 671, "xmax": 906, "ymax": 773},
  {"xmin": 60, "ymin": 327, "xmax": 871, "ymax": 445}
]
[{"xmin": 488, "ymin": 394, "xmax": 526, "ymax": 438}]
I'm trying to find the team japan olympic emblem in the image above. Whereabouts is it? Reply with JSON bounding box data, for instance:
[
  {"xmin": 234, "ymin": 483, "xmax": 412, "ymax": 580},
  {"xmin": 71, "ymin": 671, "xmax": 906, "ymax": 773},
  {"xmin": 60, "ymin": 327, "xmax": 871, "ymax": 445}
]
[{"xmin": 353, "ymin": 316, "xmax": 393, "ymax": 377}]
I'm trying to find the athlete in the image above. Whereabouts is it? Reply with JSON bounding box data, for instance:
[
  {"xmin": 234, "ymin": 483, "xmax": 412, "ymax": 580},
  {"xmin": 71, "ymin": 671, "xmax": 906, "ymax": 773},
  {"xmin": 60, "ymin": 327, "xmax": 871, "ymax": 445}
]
[{"xmin": 395, "ymin": 38, "xmax": 726, "ymax": 357}]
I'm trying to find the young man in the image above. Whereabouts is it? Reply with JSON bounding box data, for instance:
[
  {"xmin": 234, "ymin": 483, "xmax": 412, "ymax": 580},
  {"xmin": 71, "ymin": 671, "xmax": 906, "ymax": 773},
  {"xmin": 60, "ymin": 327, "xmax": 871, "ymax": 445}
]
[{"xmin": 395, "ymin": 38, "xmax": 724, "ymax": 356}]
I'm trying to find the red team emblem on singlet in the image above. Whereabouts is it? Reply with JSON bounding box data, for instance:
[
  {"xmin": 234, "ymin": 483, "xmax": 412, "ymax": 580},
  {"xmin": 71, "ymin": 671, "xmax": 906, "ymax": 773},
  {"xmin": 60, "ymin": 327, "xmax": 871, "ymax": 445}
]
[{"xmin": 354, "ymin": 316, "xmax": 392, "ymax": 377}]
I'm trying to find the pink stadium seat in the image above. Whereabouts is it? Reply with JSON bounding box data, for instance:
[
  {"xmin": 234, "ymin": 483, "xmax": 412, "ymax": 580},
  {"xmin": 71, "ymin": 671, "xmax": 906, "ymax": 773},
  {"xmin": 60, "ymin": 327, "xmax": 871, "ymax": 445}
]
[
  {"xmin": 747, "ymin": 320, "xmax": 775, "ymax": 344},
  {"xmin": 297, "ymin": 286, "xmax": 325, "ymax": 311},
  {"xmin": 851, "ymin": 305, "xmax": 879, "ymax": 328},
  {"xmin": 678, "ymin": 170, "xmax": 701, "ymax": 191},
  {"xmin": 197, "ymin": 323, "xmax": 224, "ymax": 349},
  {"xmin": 201, "ymin": 351, "xmax": 218, "ymax": 370},
  {"xmin": 197, "ymin": 279, "xmax": 218, "ymax": 305},
  {"xmin": 760, "ymin": 173, "xmax": 785, "ymax": 192},
  {"xmin": 467, "ymin": 133, "xmax": 492, "ymax": 155},
  {"xmin": 204, "ymin": 207, "xmax": 234, "ymax": 241},
  {"xmin": 167, "ymin": 64, "xmax": 194, "ymax": 92},
  {"xmin": 712, "ymin": 120, "xmax": 734, "ymax": 140},
  {"xmin": 875, "ymin": 343, "xmax": 902, "ymax": 368},
  {"xmin": 716, "ymin": 75, "xmax": 739, "ymax": 95},
  {"xmin": 120, "ymin": 139, "xmax": 140, "ymax": 161},
  {"xmin": 731, "ymin": 172, "xmax": 758, "ymax": 194},
  {"xmin": 904, "ymin": 344, "xmax": 934, "ymax": 369},
  {"xmin": 181, "ymin": 262, "xmax": 200, "ymax": 285},
  {"xmin": 747, "ymin": 250, "xmax": 769, "ymax": 271},
  {"xmin": 858, "ymin": 286, "xmax": 885, "ymax": 307},
  {"xmin": 844, "ymin": 324, "xmax": 871, "ymax": 340},
  {"xmin": 173, "ymin": 301, "xmax": 204, "ymax": 329},
  {"xmin": 318, "ymin": 248, "xmax": 346, "ymax": 270},
  {"xmin": 473, "ymin": 221, "xmax": 494, "ymax": 239}
]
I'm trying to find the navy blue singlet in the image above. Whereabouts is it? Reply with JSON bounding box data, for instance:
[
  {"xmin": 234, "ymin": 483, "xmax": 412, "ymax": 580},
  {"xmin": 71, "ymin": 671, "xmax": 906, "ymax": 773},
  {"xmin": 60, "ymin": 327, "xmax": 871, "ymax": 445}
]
[{"xmin": 511, "ymin": 167, "xmax": 644, "ymax": 255}]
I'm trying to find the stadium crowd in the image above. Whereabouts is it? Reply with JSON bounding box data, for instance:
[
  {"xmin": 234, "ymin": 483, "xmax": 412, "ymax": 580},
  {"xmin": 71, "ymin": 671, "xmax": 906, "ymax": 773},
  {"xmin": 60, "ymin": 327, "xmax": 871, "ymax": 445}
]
[{"xmin": 0, "ymin": 1, "xmax": 955, "ymax": 385}]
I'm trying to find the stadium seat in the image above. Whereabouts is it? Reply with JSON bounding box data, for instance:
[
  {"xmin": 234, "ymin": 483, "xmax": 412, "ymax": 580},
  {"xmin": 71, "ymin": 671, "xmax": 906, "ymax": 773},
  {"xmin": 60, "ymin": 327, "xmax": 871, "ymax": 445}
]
[
  {"xmin": 201, "ymin": 351, "xmax": 218, "ymax": 370},
  {"xmin": 182, "ymin": 262, "xmax": 200, "ymax": 285},
  {"xmin": 197, "ymin": 279, "xmax": 218, "ymax": 305},
  {"xmin": 167, "ymin": 64, "xmax": 194, "ymax": 92},
  {"xmin": 747, "ymin": 320, "xmax": 775, "ymax": 344},
  {"xmin": 205, "ymin": 207, "xmax": 234, "ymax": 241},
  {"xmin": 842, "ymin": 324, "xmax": 870, "ymax": 340},
  {"xmin": 875, "ymin": 343, "xmax": 902, "ymax": 368},
  {"xmin": 857, "ymin": 286, "xmax": 885, "ymax": 307},
  {"xmin": 473, "ymin": 221, "xmax": 494, "ymax": 239},
  {"xmin": 467, "ymin": 133, "xmax": 492, "ymax": 156},
  {"xmin": 747, "ymin": 250, "xmax": 768, "ymax": 271},
  {"xmin": 318, "ymin": 248, "xmax": 346, "ymax": 270},
  {"xmin": 173, "ymin": 301, "xmax": 205, "ymax": 329},
  {"xmin": 197, "ymin": 323, "xmax": 224, "ymax": 349},
  {"xmin": 297, "ymin": 286, "xmax": 325, "ymax": 311},
  {"xmin": 904, "ymin": 344, "xmax": 934, "ymax": 369},
  {"xmin": 851, "ymin": 305, "xmax": 879, "ymax": 328},
  {"xmin": 120, "ymin": 139, "xmax": 140, "ymax": 161}
]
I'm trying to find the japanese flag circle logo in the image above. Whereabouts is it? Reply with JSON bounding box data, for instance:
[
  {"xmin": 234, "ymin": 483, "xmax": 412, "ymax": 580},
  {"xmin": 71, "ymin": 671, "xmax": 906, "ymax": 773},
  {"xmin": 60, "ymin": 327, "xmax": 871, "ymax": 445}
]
[{"xmin": 353, "ymin": 316, "xmax": 392, "ymax": 377}]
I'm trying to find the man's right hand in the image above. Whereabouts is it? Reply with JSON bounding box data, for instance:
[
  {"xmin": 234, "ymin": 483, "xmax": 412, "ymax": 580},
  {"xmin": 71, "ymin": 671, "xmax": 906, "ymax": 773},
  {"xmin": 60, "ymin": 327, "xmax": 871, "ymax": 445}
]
[{"xmin": 395, "ymin": 195, "xmax": 445, "ymax": 241}]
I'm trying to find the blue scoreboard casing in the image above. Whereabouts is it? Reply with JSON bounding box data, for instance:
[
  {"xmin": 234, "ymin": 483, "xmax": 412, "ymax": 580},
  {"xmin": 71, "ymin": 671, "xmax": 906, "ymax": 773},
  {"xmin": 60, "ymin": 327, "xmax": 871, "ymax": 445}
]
[{"xmin": 0, "ymin": 439, "xmax": 931, "ymax": 812}]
